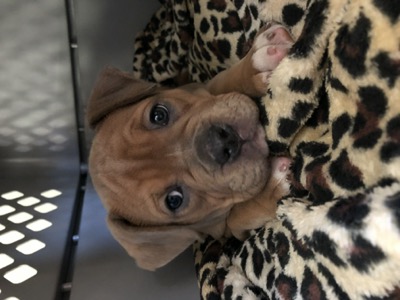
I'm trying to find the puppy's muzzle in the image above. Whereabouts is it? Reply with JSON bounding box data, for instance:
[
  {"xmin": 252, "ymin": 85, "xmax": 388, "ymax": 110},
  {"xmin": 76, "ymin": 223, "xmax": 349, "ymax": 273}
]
[{"xmin": 198, "ymin": 124, "xmax": 242, "ymax": 166}]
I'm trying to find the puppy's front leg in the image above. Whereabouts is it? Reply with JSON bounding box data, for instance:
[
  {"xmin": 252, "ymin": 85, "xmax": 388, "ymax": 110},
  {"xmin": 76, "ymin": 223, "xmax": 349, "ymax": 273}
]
[
  {"xmin": 227, "ymin": 156, "xmax": 292, "ymax": 240},
  {"xmin": 206, "ymin": 23, "xmax": 293, "ymax": 97}
]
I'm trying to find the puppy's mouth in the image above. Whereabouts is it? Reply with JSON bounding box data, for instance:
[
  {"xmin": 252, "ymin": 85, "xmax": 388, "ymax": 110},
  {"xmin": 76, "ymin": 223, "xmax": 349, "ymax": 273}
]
[
  {"xmin": 238, "ymin": 124, "xmax": 269, "ymax": 156},
  {"xmin": 109, "ymin": 213, "xmax": 136, "ymax": 228},
  {"xmin": 195, "ymin": 122, "xmax": 269, "ymax": 167}
]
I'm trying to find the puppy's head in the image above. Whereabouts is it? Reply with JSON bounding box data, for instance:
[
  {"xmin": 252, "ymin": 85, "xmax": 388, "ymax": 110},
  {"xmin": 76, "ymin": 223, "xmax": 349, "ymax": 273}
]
[{"xmin": 88, "ymin": 67, "xmax": 272, "ymax": 270}]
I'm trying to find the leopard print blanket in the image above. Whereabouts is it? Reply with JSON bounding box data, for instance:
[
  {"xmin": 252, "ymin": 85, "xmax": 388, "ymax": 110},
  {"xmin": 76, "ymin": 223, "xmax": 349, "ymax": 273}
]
[{"xmin": 133, "ymin": 0, "xmax": 400, "ymax": 299}]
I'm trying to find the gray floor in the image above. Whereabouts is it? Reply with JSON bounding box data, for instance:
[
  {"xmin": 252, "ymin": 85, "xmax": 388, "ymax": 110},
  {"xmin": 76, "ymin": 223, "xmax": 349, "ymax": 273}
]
[
  {"xmin": 0, "ymin": 1, "xmax": 79, "ymax": 299},
  {"xmin": 0, "ymin": 1, "xmax": 199, "ymax": 299}
]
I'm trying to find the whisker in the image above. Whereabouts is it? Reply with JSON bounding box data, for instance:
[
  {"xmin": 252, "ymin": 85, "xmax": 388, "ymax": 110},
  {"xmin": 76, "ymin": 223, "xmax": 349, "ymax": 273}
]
[{"xmin": 164, "ymin": 148, "xmax": 193, "ymax": 157}]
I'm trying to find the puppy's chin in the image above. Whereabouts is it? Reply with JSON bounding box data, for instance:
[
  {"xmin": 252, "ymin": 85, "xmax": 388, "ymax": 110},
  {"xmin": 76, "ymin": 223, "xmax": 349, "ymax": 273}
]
[
  {"xmin": 244, "ymin": 125, "xmax": 269, "ymax": 156},
  {"xmin": 197, "ymin": 219, "xmax": 228, "ymax": 239}
]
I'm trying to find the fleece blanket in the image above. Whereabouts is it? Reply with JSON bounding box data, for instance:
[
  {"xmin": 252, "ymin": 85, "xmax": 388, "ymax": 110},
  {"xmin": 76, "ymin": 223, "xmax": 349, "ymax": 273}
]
[{"xmin": 133, "ymin": 0, "xmax": 400, "ymax": 299}]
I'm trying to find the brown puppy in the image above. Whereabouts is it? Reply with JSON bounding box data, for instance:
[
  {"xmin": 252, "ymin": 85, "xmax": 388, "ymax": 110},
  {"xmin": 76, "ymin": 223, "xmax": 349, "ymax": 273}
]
[{"xmin": 88, "ymin": 24, "xmax": 293, "ymax": 270}]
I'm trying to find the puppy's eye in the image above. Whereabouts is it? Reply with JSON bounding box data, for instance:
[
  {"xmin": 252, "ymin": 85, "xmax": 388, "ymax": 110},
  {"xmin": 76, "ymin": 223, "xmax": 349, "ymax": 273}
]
[
  {"xmin": 165, "ymin": 187, "xmax": 183, "ymax": 211},
  {"xmin": 150, "ymin": 104, "xmax": 169, "ymax": 126}
]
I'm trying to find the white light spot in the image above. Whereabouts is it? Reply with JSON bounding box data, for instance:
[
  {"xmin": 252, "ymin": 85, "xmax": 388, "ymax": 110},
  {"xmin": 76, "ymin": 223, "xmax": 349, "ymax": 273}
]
[
  {"xmin": 48, "ymin": 134, "xmax": 67, "ymax": 144},
  {"xmin": 0, "ymin": 127, "xmax": 16, "ymax": 136},
  {"xmin": 28, "ymin": 110, "xmax": 48, "ymax": 121},
  {"xmin": 0, "ymin": 231, "xmax": 25, "ymax": 245},
  {"xmin": 4, "ymin": 264, "xmax": 37, "ymax": 284},
  {"xmin": 0, "ymin": 139, "xmax": 12, "ymax": 147},
  {"xmin": 14, "ymin": 134, "xmax": 34, "ymax": 144},
  {"xmin": 17, "ymin": 197, "xmax": 40, "ymax": 207},
  {"xmin": 0, "ymin": 205, "xmax": 15, "ymax": 216},
  {"xmin": 0, "ymin": 253, "xmax": 14, "ymax": 269},
  {"xmin": 15, "ymin": 145, "xmax": 32, "ymax": 152},
  {"xmin": 8, "ymin": 212, "xmax": 34, "ymax": 224},
  {"xmin": 1, "ymin": 191, "xmax": 23, "ymax": 200},
  {"xmin": 32, "ymin": 139, "xmax": 48, "ymax": 146},
  {"xmin": 0, "ymin": 224, "xmax": 4, "ymax": 231},
  {"xmin": 26, "ymin": 219, "xmax": 52, "ymax": 232},
  {"xmin": 12, "ymin": 118, "xmax": 34, "ymax": 129},
  {"xmin": 16, "ymin": 239, "xmax": 46, "ymax": 255},
  {"xmin": 48, "ymin": 119, "xmax": 68, "ymax": 128},
  {"xmin": 5, "ymin": 297, "xmax": 20, "ymax": 300},
  {"xmin": 0, "ymin": 109, "xmax": 11, "ymax": 120},
  {"xmin": 49, "ymin": 145, "xmax": 65, "ymax": 152},
  {"xmin": 34, "ymin": 203, "xmax": 57, "ymax": 213},
  {"xmin": 31, "ymin": 127, "xmax": 51, "ymax": 136},
  {"xmin": 40, "ymin": 189, "xmax": 62, "ymax": 198}
]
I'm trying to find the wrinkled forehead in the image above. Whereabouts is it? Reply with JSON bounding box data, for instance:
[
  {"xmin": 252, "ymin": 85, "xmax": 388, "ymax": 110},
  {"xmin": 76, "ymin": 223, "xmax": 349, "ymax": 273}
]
[{"xmin": 90, "ymin": 135, "xmax": 184, "ymax": 185}]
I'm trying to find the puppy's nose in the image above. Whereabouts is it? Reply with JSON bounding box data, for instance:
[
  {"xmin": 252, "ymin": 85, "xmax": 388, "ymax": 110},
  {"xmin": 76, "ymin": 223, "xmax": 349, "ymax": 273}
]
[{"xmin": 207, "ymin": 124, "xmax": 242, "ymax": 165}]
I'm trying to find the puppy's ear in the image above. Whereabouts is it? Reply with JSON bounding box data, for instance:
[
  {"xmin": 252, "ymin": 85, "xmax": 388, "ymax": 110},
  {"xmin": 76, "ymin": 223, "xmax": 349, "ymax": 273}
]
[
  {"xmin": 107, "ymin": 215, "xmax": 202, "ymax": 271},
  {"xmin": 87, "ymin": 67, "xmax": 160, "ymax": 128}
]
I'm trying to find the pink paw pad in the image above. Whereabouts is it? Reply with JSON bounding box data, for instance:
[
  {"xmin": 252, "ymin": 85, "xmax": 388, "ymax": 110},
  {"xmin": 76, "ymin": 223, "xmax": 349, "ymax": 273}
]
[
  {"xmin": 266, "ymin": 26, "xmax": 293, "ymax": 45},
  {"xmin": 252, "ymin": 24, "xmax": 294, "ymax": 72},
  {"xmin": 270, "ymin": 156, "xmax": 292, "ymax": 192},
  {"xmin": 270, "ymin": 156, "xmax": 291, "ymax": 178},
  {"xmin": 273, "ymin": 157, "xmax": 291, "ymax": 173}
]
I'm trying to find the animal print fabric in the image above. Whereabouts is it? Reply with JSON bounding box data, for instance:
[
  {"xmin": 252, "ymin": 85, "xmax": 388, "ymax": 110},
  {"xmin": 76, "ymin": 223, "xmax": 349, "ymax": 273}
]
[
  {"xmin": 133, "ymin": 0, "xmax": 265, "ymax": 85},
  {"xmin": 133, "ymin": 0, "xmax": 400, "ymax": 299}
]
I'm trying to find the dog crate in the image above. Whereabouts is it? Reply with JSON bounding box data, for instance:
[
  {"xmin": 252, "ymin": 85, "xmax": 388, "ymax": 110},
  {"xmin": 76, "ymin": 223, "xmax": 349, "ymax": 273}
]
[{"xmin": 0, "ymin": 1, "xmax": 198, "ymax": 299}]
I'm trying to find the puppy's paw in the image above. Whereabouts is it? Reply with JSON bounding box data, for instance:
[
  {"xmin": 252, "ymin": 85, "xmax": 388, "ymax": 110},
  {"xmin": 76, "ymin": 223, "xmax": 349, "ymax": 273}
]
[
  {"xmin": 226, "ymin": 156, "xmax": 292, "ymax": 241},
  {"xmin": 270, "ymin": 156, "xmax": 292, "ymax": 195},
  {"xmin": 249, "ymin": 23, "xmax": 293, "ymax": 95}
]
